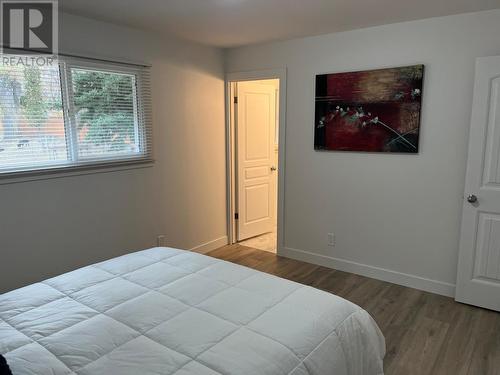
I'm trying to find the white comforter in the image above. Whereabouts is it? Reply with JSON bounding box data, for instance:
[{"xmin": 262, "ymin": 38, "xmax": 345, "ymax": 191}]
[{"xmin": 0, "ymin": 247, "xmax": 385, "ymax": 375}]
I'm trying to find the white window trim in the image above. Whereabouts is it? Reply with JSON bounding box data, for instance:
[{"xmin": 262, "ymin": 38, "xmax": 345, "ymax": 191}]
[{"xmin": 0, "ymin": 54, "xmax": 154, "ymax": 181}]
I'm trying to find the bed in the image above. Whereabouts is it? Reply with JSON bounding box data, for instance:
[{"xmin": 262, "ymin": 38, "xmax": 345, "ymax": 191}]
[{"xmin": 0, "ymin": 247, "xmax": 385, "ymax": 375}]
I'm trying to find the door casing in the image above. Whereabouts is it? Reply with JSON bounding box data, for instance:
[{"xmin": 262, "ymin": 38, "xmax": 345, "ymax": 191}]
[{"xmin": 225, "ymin": 68, "xmax": 287, "ymax": 254}]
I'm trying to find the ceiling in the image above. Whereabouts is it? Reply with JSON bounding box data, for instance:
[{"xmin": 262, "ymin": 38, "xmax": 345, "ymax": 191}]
[{"xmin": 60, "ymin": 0, "xmax": 500, "ymax": 48}]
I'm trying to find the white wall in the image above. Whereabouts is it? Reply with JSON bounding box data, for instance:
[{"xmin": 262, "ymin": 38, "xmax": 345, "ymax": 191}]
[
  {"xmin": 225, "ymin": 10, "xmax": 500, "ymax": 296},
  {"xmin": 0, "ymin": 13, "xmax": 227, "ymax": 292}
]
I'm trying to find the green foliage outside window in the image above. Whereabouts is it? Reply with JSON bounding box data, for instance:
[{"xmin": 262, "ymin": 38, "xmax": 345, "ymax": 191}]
[
  {"xmin": 21, "ymin": 67, "xmax": 48, "ymax": 128},
  {"xmin": 72, "ymin": 70, "xmax": 136, "ymax": 151}
]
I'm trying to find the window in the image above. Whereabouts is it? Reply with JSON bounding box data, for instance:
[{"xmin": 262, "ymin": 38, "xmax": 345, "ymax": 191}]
[{"xmin": 0, "ymin": 56, "xmax": 152, "ymax": 176}]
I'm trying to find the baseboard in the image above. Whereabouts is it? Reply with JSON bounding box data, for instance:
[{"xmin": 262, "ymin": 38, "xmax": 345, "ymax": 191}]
[
  {"xmin": 190, "ymin": 236, "xmax": 228, "ymax": 254},
  {"xmin": 279, "ymin": 246, "xmax": 456, "ymax": 298}
]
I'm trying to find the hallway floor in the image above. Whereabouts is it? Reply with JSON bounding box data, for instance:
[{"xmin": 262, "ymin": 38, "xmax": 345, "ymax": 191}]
[{"xmin": 239, "ymin": 229, "xmax": 277, "ymax": 253}]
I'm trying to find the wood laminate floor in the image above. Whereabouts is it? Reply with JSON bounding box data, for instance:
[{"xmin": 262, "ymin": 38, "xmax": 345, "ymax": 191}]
[{"xmin": 206, "ymin": 244, "xmax": 500, "ymax": 375}]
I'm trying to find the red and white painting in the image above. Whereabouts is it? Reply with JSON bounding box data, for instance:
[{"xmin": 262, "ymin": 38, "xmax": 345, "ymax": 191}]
[{"xmin": 314, "ymin": 65, "xmax": 424, "ymax": 153}]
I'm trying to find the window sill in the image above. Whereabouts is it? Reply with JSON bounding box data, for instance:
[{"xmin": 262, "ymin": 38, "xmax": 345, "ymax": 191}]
[{"xmin": 0, "ymin": 159, "xmax": 155, "ymax": 186}]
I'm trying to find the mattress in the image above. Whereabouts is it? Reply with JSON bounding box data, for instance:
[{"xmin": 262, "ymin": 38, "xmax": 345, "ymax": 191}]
[{"xmin": 0, "ymin": 247, "xmax": 385, "ymax": 375}]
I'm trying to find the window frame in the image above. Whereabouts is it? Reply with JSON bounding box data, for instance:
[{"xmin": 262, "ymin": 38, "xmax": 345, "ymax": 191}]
[{"xmin": 0, "ymin": 54, "xmax": 153, "ymax": 180}]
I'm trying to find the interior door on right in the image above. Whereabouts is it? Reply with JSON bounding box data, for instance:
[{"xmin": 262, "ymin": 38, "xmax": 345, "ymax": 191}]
[{"xmin": 456, "ymin": 56, "xmax": 500, "ymax": 311}]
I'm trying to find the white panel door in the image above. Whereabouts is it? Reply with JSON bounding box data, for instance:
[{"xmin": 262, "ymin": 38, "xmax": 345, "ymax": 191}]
[
  {"xmin": 456, "ymin": 56, "xmax": 500, "ymax": 311},
  {"xmin": 236, "ymin": 82, "xmax": 276, "ymax": 241}
]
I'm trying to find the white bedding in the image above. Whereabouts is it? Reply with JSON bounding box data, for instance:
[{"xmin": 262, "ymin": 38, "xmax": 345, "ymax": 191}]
[{"xmin": 0, "ymin": 247, "xmax": 385, "ymax": 375}]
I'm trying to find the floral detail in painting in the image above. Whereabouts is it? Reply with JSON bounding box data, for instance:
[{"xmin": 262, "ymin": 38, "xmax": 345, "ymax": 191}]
[{"xmin": 314, "ymin": 65, "xmax": 424, "ymax": 153}]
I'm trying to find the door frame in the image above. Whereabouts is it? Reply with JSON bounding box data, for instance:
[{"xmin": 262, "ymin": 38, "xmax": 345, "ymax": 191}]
[{"xmin": 225, "ymin": 68, "xmax": 287, "ymax": 254}]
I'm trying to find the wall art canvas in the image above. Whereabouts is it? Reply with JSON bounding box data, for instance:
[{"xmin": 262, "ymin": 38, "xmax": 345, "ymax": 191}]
[{"xmin": 314, "ymin": 65, "xmax": 424, "ymax": 153}]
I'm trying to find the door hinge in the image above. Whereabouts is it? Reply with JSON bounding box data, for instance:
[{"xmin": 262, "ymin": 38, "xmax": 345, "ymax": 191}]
[
  {"xmin": 235, "ymin": 213, "xmax": 239, "ymax": 220},
  {"xmin": 234, "ymin": 96, "xmax": 238, "ymax": 104}
]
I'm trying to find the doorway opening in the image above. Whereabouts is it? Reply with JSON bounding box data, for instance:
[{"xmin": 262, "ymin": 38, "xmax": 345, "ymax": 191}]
[{"xmin": 227, "ymin": 77, "xmax": 282, "ymax": 254}]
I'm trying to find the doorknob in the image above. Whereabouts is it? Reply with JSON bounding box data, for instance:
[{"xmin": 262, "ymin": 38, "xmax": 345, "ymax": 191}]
[
  {"xmin": 467, "ymin": 194, "xmax": 478, "ymax": 203},
  {"xmin": 270, "ymin": 166, "xmax": 277, "ymax": 172}
]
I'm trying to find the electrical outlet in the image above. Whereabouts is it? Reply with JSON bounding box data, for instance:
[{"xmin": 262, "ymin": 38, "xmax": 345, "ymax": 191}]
[
  {"xmin": 157, "ymin": 235, "xmax": 166, "ymax": 247},
  {"xmin": 327, "ymin": 233, "xmax": 336, "ymax": 247}
]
